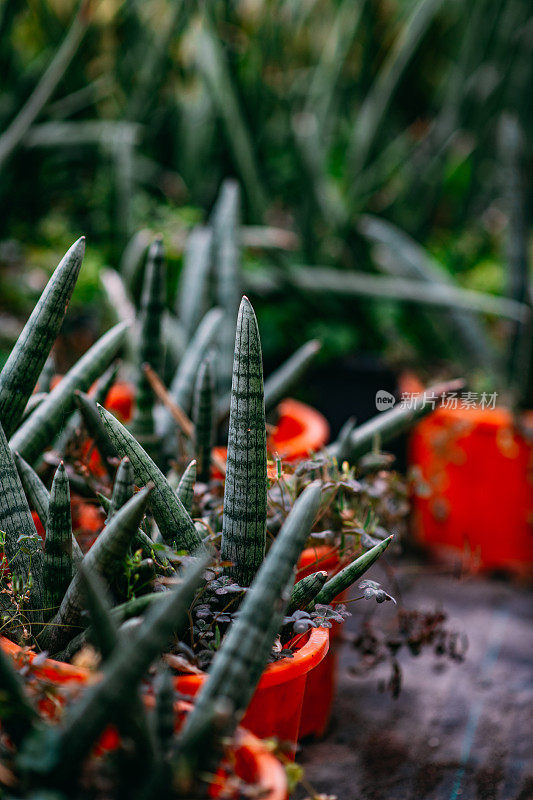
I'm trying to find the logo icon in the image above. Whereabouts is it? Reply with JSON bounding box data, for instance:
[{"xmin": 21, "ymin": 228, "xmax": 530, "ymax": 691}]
[{"xmin": 375, "ymin": 390, "xmax": 396, "ymax": 411}]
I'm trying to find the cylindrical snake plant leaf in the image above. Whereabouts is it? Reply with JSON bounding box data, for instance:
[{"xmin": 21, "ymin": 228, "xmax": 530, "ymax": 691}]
[
  {"xmin": 221, "ymin": 297, "xmax": 267, "ymax": 587},
  {"xmin": 212, "ymin": 180, "xmax": 243, "ymax": 398},
  {"xmin": 287, "ymin": 570, "xmax": 328, "ymax": 615},
  {"xmin": 14, "ymin": 451, "xmax": 83, "ymax": 565},
  {"xmin": 14, "ymin": 451, "xmax": 51, "ymax": 530},
  {"xmin": 107, "ymin": 456, "xmax": 134, "ymax": 521},
  {"xmin": 180, "ymin": 481, "xmax": 322, "ymax": 753},
  {"xmin": 0, "ymin": 238, "xmax": 84, "ymax": 439},
  {"xmin": 37, "ymin": 355, "xmax": 56, "ymax": 393},
  {"xmin": 74, "ymin": 390, "xmax": 117, "ymax": 478},
  {"xmin": 161, "ymin": 307, "xmax": 224, "ymax": 438},
  {"xmin": 0, "ymin": 420, "xmax": 43, "ymax": 622},
  {"xmin": 97, "ymin": 491, "xmax": 162, "ymax": 566},
  {"xmin": 10, "ymin": 322, "xmax": 128, "ymax": 464},
  {"xmin": 19, "ymin": 553, "xmax": 209, "ymax": 785},
  {"xmin": 41, "ymin": 485, "xmax": 153, "ymax": 654},
  {"xmin": 192, "ymin": 358, "xmax": 214, "ymax": 483},
  {"xmin": 97, "ymin": 404, "xmax": 203, "ymax": 552},
  {"xmin": 131, "ymin": 237, "xmax": 166, "ymax": 457},
  {"xmin": 43, "ymin": 463, "xmax": 73, "ymax": 621},
  {"xmin": 176, "ymin": 460, "xmax": 196, "ymax": 515},
  {"xmin": 311, "ymin": 535, "xmax": 393, "ymax": 608},
  {"xmin": 177, "ymin": 225, "xmax": 213, "ymax": 342},
  {"xmin": 0, "ymin": 644, "xmax": 38, "ymax": 746}
]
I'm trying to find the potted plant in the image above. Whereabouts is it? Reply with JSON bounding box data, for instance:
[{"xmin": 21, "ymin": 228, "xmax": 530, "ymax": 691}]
[
  {"xmin": 0, "ymin": 556, "xmax": 289, "ymax": 800},
  {"xmin": 0, "ymin": 241, "xmax": 397, "ymax": 757}
]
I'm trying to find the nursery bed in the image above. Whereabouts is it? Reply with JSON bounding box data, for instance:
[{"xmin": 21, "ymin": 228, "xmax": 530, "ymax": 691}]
[{"xmin": 295, "ymin": 558, "xmax": 532, "ymax": 800}]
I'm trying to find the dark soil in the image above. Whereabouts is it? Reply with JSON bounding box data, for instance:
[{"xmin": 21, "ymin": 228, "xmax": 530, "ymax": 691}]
[{"xmin": 294, "ymin": 558, "xmax": 533, "ymax": 800}]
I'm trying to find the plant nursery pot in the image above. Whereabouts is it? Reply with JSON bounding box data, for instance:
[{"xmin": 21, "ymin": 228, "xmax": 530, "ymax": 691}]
[
  {"xmin": 268, "ymin": 398, "xmax": 330, "ymax": 461},
  {"xmin": 297, "ymin": 546, "xmax": 348, "ymax": 739},
  {"xmin": 409, "ymin": 406, "xmax": 533, "ymax": 574},
  {"xmin": 174, "ymin": 626, "xmax": 329, "ymax": 755},
  {"xmin": 0, "ymin": 639, "xmax": 287, "ymax": 800}
]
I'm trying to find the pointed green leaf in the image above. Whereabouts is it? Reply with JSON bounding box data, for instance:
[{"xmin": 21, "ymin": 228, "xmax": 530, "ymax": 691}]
[
  {"xmin": 97, "ymin": 404, "xmax": 203, "ymax": 552},
  {"xmin": 108, "ymin": 456, "xmax": 134, "ymax": 520},
  {"xmin": 14, "ymin": 451, "xmax": 83, "ymax": 565},
  {"xmin": 176, "ymin": 460, "xmax": 196, "ymax": 515},
  {"xmin": 311, "ymin": 536, "xmax": 393, "ymax": 607},
  {"xmin": 43, "ymin": 463, "xmax": 73, "ymax": 621},
  {"xmin": 0, "ymin": 420, "xmax": 43, "ymax": 620},
  {"xmin": 162, "ymin": 307, "xmax": 223, "ymax": 431},
  {"xmin": 131, "ymin": 237, "xmax": 166, "ymax": 451},
  {"xmin": 287, "ymin": 570, "xmax": 328, "ymax": 615},
  {"xmin": 212, "ymin": 180, "xmax": 243, "ymax": 398},
  {"xmin": 10, "ymin": 322, "xmax": 128, "ymax": 464},
  {"xmin": 177, "ymin": 226, "xmax": 213, "ymax": 342},
  {"xmin": 193, "ymin": 358, "xmax": 214, "ymax": 483},
  {"xmin": 0, "ymin": 238, "xmax": 84, "ymax": 438}
]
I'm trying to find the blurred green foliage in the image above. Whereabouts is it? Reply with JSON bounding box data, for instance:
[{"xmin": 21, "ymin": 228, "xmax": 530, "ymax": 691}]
[{"xmin": 0, "ymin": 0, "xmax": 531, "ymax": 380}]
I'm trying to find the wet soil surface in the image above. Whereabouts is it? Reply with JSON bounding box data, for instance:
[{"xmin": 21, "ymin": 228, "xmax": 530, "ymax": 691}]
[{"xmin": 295, "ymin": 559, "xmax": 533, "ymax": 800}]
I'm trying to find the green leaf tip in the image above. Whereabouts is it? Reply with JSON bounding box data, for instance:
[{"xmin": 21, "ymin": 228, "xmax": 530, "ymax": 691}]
[
  {"xmin": 0, "ymin": 237, "xmax": 85, "ymax": 438},
  {"xmin": 96, "ymin": 403, "xmax": 203, "ymax": 552}
]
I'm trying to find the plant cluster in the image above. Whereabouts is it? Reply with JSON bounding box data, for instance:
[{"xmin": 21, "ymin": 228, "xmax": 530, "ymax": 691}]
[{"xmin": 0, "ymin": 190, "xmax": 429, "ymax": 794}]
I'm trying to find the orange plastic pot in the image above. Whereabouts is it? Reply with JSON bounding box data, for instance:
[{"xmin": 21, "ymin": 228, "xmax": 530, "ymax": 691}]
[
  {"xmin": 268, "ymin": 398, "xmax": 330, "ymax": 461},
  {"xmin": 174, "ymin": 626, "xmax": 329, "ymax": 755},
  {"xmin": 297, "ymin": 546, "xmax": 347, "ymax": 739},
  {"xmin": 0, "ymin": 639, "xmax": 287, "ymax": 800},
  {"xmin": 409, "ymin": 406, "xmax": 533, "ymax": 574}
]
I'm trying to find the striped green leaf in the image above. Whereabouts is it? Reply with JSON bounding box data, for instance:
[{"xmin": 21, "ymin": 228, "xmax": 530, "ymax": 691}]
[
  {"xmin": 131, "ymin": 237, "xmax": 166, "ymax": 457},
  {"xmin": 14, "ymin": 451, "xmax": 83, "ymax": 565},
  {"xmin": 177, "ymin": 226, "xmax": 213, "ymax": 342},
  {"xmin": 287, "ymin": 570, "xmax": 328, "ymax": 615},
  {"xmin": 0, "ymin": 238, "xmax": 85, "ymax": 439},
  {"xmin": 0, "ymin": 419, "xmax": 43, "ymax": 622},
  {"xmin": 180, "ymin": 481, "xmax": 322, "ymax": 754},
  {"xmin": 10, "ymin": 322, "xmax": 128, "ymax": 464},
  {"xmin": 212, "ymin": 180, "xmax": 243, "ymax": 398},
  {"xmin": 162, "ymin": 307, "xmax": 223, "ymax": 433},
  {"xmin": 97, "ymin": 404, "xmax": 203, "ymax": 552},
  {"xmin": 221, "ymin": 297, "xmax": 267, "ymax": 587},
  {"xmin": 193, "ymin": 358, "xmax": 214, "ymax": 483},
  {"xmin": 43, "ymin": 463, "xmax": 73, "ymax": 621},
  {"xmin": 41, "ymin": 485, "xmax": 153, "ymax": 655},
  {"xmin": 311, "ymin": 536, "xmax": 393, "ymax": 607},
  {"xmin": 176, "ymin": 460, "xmax": 196, "ymax": 515},
  {"xmin": 107, "ymin": 456, "xmax": 134, "ymax": 521}
]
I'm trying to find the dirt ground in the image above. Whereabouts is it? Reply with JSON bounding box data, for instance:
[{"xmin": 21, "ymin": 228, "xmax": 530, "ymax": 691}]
[{"xmin": 294, "ymin": 558, "xmax": 533, "ymax": 800}]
